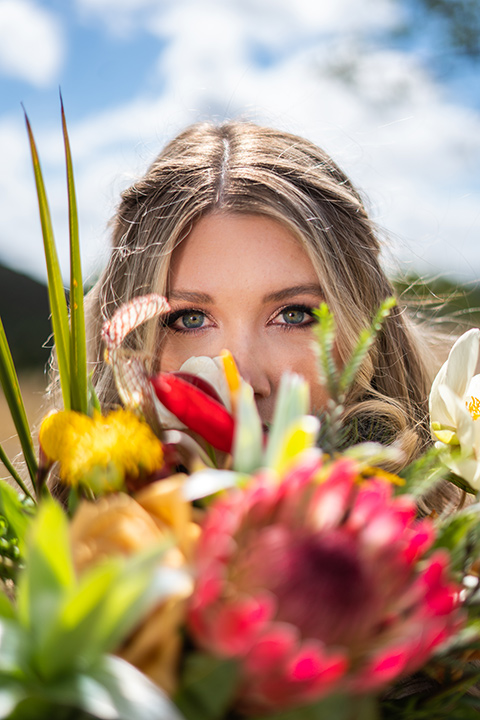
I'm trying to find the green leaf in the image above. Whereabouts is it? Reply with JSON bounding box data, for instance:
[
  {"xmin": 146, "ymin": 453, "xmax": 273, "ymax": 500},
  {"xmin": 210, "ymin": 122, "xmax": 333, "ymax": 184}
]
[
  {"xmin": 338, "ymin": 296, "xmax": 396, "ymax": 398},
  {"xmin": 250, "ymin": 693, "xmax": 353, "ymax": 720},
  {"xmin": 0, "ymin": 445, "xmax": 34, "ymax": 502},
  {"xmin": 433, "ymin": 503, "xmax": 480, "ymax": 574},
  {"xmin": 0, "ymin": 316, "xmax": 37, "ymax": 490},
  {"xmin": 17, "ymin": 499, "xmax": 74, "ymax": 648},
  {"xmin": 233, "ymin": 382, "xmax": 263, "ymax": 473},
  {"xmin": 175, "ymin": 653, "xmax": 239, "ymax": 720},
  {"xmin": 24, "ymin": 110, "xmax": 71, "ymax": 411},
  {"xmin": 0, "ymin": 479, "xmax": 35, "ymax": 555},
  {"xmin": 0, "ymin": 680, "xmax": 27, "ymax": 719},
  {"xmin": 87, "ymin": 655, "xmax": 185, "ymax": 720},
  {"xmin": 0, "ymin": 618, "xmax": 28, "ymax": 674},
  {"xmin": 265, "ymin": 373, "xmax": 310, "ymax": 469},
  {"xmin": 0, "ymin": 592, "xmax": 15, "ymax": 621},
  {"xmin": 36, "ymin": 560, "xmax": 123, "ymax": 679},
  {"xmin": 36, "ymin": 655, "xmax": 185, "ymax": 720},
  {"xmin": 92, "ymin": 547, "xmax": 187, "ymax": 654},
  {"xmin": 312, "ymin": 303, "xmax": 338, "ymax": 400},
  {"xmin": 38, "ymin": 544, "xmax": 189, "ymax": 679},
  {"xmin": 61, "ymin": 96, "xmax": 87, "ymax": 416}
]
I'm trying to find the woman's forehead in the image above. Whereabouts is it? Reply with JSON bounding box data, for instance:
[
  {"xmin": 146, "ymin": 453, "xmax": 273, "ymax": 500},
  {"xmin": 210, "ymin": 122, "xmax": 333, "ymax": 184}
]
[{"xmin": 167, "ymin": 213, "xmax": 320, "ymax": 297}]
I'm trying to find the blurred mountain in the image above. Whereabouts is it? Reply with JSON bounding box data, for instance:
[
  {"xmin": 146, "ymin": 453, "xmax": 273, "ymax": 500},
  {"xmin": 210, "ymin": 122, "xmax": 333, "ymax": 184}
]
[{"xmin": 0, "ymin": 262, "xmax": 51, "ymax": 369}]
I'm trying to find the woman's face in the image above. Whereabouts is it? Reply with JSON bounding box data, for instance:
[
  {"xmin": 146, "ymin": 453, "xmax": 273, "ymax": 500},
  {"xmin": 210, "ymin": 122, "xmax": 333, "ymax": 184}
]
[{"xmin": 161, "ymin": 213, "xmax": 327, "ymax": 423}]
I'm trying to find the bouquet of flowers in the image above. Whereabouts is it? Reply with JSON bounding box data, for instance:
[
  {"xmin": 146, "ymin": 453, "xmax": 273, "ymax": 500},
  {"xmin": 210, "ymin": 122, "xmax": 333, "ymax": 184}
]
[{"xmin": 1, "ymin": 107, "xmax": 480, "ymax": 720}]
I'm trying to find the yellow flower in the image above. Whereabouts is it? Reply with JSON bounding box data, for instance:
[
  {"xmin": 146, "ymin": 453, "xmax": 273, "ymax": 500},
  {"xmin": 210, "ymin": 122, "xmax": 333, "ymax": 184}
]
[
  {"xmin": 39, "ymin": 409, "xmax": 164, "ymax": 492},
  {"xmin": 70, "ymin": 476, "xmax": 199, "ymax": 695}
]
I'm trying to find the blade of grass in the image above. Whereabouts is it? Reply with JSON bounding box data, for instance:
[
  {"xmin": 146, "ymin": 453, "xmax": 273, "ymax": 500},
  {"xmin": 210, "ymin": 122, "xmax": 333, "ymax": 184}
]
[
  {"xmin": 0, "ymin": 317, "xmax": 38, "ymax": 489},
  {"xmin": 0, "ymin": 444, "xmax": 35, "ymax": 501},
  {"xmin": 24, "ymin": 110, "xmax": 71, "ymax": 411},
  {"xmin": 61, "ymin": 95, "xmax": 87, "ymax": 415}
]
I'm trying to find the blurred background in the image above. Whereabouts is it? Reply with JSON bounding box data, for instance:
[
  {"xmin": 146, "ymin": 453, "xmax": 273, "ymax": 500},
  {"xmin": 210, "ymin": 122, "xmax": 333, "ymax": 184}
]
[{"xmin": 1, "ymin": 0, "xmax": 479, "ymax": 457}]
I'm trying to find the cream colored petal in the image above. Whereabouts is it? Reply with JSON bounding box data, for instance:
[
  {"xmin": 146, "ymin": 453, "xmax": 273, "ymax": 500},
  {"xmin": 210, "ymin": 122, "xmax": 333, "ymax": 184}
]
[
  {"xmin": 430, "ymin": 329, "xmax": 480, "ymax": 430},
  {"xmin": 446, "ymin": 455, "xmax": 480, "ymax": 490},
  {"xmin": 179, "ymin": 355, "xmax": 231, "ymax": 411},
  {"xmin": 438, "ymin": 385, "xmax": 474, "ymax": 447},
  {"xmin": 466, "ymin": 375, "xmax": 480, "ymax": 420},
  {"xmin": 472, "ymin": 413, "xmax": 480, "ymax": 456},
  {"xmin": 444, "ymin": 329, "xmax": 480, "ymax": 400},
  {"xmin": 429, "ymin": 360, "xmax": 451, "ymax": 428}
]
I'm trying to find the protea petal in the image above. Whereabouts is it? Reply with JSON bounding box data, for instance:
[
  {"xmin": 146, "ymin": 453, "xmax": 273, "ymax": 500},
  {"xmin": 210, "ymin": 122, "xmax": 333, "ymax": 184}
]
[{"xmin": 188, "ymin": 458, "xmax": 462, "ymax": 712}]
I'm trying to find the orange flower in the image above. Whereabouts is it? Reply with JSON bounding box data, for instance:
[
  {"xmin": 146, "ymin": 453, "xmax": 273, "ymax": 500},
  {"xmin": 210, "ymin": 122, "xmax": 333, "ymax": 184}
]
[{"xmin": 70, "ymin": 476, "xmax": 199, "ymax": 694}]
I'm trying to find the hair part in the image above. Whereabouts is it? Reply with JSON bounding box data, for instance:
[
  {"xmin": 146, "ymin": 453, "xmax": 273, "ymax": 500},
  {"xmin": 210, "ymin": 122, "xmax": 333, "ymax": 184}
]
[{"xmin": 82, "ymin": 121, "xmax": 435, "ymax": 469}]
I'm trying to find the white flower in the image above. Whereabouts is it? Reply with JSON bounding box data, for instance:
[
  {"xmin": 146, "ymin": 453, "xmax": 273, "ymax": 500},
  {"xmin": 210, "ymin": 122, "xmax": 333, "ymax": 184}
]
[
  {"xmin": 429, "ymin": 328, "xmax": 480, "ymax": 489},
  {"xmin": 178, "ymin": 355, "xmax": 231, "ymax": 410},
  {"xmin": 151, "ymin": 355, "xmax": 233, "ymax": 430}
]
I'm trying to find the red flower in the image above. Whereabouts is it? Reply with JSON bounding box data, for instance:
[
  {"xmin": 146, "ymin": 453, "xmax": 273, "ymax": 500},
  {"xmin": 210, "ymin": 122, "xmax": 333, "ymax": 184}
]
[
  {"xmin": 188, "ymin": 458, "xmax": 462, "ymax": 713},
  {"xmin": 151, "ymin": 372, "xmax": 235, "ymax": 453}
]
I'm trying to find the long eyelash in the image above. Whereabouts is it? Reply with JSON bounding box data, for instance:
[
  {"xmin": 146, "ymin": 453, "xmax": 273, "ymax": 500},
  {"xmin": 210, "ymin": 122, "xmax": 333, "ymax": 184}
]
[
  {"xmin": 162, "ymin": 307, "xmax": 207, "ymax": 335},
  {"xmin": 274, "ymin": 303, "xmax": 317, "ymax": 332}
]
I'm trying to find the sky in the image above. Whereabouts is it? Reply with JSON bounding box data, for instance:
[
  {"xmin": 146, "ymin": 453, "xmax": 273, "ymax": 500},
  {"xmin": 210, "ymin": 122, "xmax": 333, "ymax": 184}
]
[{"xmin": 0, "ymin": 0, "xmax": 479, "ymax": 289}]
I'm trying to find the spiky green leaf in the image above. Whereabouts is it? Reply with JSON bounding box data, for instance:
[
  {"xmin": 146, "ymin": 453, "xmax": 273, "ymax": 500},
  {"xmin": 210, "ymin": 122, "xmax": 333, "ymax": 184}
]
[
  {"xmin": 61, "ymin": 95, "xmax": 87, "ymax": 415},
  {"xmin": 24, "ymin": 110, "xmax": 71, "ymax": 411},
  {"xmin": 312, "ymin": 303, "xmax": 338, "ymax": 400},
  {"xmin": 338, "ymin": 296, "xmax": 396, "ymax": 398},
  {"xmin": 0, "ymin": 317, "xmax": 37, "ymax": 490}
]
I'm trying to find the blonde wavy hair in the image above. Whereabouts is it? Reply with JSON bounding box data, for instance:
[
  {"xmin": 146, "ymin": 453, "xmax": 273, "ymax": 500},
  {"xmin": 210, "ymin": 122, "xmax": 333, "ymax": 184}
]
[{"xmin": 83, "ymin": 121, "xmax": 435, "ymax": 471}]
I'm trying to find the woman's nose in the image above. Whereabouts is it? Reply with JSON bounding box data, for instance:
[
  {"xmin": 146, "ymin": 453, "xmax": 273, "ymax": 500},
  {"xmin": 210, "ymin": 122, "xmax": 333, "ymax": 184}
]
[{"xmin": 227, "ymin": 340, "xmax": 272, "ymax": 400}]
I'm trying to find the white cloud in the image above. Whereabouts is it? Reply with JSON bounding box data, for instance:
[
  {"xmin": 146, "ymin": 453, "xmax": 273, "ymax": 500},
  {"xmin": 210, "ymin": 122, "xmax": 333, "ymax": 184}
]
[
  {"xmin": 0, "ymin": 0, "xmax": 64, "ymax": 86},
  {"xmin": 1, "ymin": 0, "xmax": 479, "ymax": 283},
  {"xmin": 75, "ymin": 0, "xmax": 160, "ymax": 36}
]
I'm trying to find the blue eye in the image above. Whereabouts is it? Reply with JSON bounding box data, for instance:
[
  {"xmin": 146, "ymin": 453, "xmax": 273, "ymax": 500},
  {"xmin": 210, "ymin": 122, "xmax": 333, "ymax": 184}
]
[
  {"xmin": 164, "ymin": 308, "xmax": 209, "ymax": 333},
  {"xmin": 179, "ymin": 312, "xmax": 205, "ymax": 329},
  {"xmin": 282, "ymin": 308, "xmax": 307, "ymax": 325}
]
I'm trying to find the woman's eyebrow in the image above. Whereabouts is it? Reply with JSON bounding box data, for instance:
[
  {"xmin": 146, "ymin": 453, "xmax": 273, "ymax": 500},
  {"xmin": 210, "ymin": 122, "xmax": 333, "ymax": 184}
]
[
  {"xmin": 263, "ymin": 284, "xmax": 323, "ymax": 303},
  {"xmin": 168, "ymin": 290, "xmax": 213, "ymax": 303}
]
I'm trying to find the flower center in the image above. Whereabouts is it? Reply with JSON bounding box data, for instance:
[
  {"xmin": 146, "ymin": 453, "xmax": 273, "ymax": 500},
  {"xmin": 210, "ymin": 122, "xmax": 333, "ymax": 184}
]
[
  {"xmin": 467, "ymin": 395, "xmax": 480, "ymax": 421},
  {"xmin": 236, "ymin": 525, "xmax": 378, "ymax": 648}
]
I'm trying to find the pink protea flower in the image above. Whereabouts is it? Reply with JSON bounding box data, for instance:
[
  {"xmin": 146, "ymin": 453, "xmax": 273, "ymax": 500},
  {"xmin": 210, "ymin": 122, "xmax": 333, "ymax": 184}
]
[{"xmin": 188, "ymin": 456, "xmax": 462, "ymax": 713}]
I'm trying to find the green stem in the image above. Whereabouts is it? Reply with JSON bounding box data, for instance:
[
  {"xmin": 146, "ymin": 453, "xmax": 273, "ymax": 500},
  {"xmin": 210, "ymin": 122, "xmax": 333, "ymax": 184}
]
[{"xmin": 0, "ymin": 443, "xmax": 35, "ymax": 502}]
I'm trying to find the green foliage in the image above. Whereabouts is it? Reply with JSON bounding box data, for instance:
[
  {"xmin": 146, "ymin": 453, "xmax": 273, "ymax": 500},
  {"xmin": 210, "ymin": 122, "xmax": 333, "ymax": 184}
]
[
  {"xmin": 23, "ymin": 100, "xmax": 89, "ymax": 416},
  {"xmin": 62, "ymin": 95, "xmax": 88, "ymax": 416},
  {"xmin": 313, "ymin": 298, "xmax": 396, "ymax": 406},
  {"xmin": 232, "ymin": 381, "xmax": 263, "ymax": 473},
  {"xmin": 432, "ymin": 502, "xmax": 480, "ymax": 574},
  {"xmin": 393, "ymin": 275, "xmax": 480, "ymax": 332},
  {"xmin": 175, "ymin": 654, "xmax": 239, "ymax": 720},
  {"xmin": 0, "ymin": 317, "xmax": 38, "ymax": 492},
  {"xmin": 264, "ymin": 373, "xmax": 310, "ymax": 469},
  {"xmin": 396, "ymin": 445, "xmax": 451, "ymax": 498},
  {"xmin": 0, "ymin": 103, "xmax": 92, "ymax": 497},
  {"xmin": 24, "ymin": 111, "xmax": 72, "ymax": 412},
  {"xmin": 249, "ymin": 694, "xmax": 379, "ymax": 720},
  {"xmin": 312, "ymin": 298, "xmax": 396, "ymax": 453},
  {"xmin": 0, "ymin": 480, "xmax": 35, "ymax": 581},
  {"xmin": 0, "ymin": 498, "xmax": 187, "ymax": 720}
]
